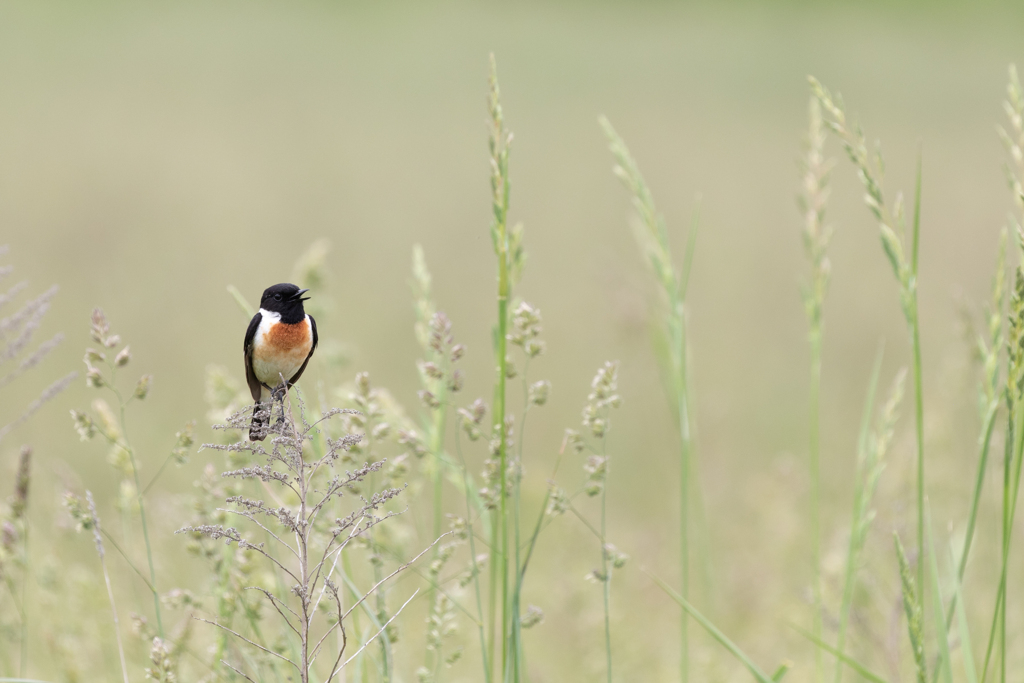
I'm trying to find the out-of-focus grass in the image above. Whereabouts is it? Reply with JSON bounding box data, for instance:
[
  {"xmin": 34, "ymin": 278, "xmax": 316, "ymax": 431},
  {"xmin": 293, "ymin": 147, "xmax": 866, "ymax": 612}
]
[{"xmin": 1, "ymin": 1, "xmax": 1024, "ymax": 681}]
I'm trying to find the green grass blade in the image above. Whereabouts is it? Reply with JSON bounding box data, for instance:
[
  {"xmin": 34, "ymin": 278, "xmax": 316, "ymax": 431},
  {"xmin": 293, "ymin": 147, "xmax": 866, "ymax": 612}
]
[
  {"xmin": 857, "ymin": 341, "xmax": 886, "ymax": 458},
  {"xmin": 834, "ymin": 342, "xmax": 885, "ymax": 683},
  {"xmin": 947, "ymin": 542, "xmax": 978, "ymax": 683},
  {"xmin": 679, "ymin": 199, "xmax": 700, "ymax": 303},
  {"xmin": 912, "ymin": 151, "xmax": 922, "ymax": 277},
  {"xmin": 979, "ymin": 577, "xmax": 1003, "ymax": 683},
  {"xmin": 227, "ymin": 284, "xmax": 255, "ymax": 318},
  {"xmin": 793, "ymin": 625, "xmax": 892, "ymax": 683},
  {"xmin": 925, "ymin": 504, "xmax": 953, "ymax": 683},
  {"xmin": 910, "ymin": 154, "xmax": 926, "ymax": 620},
  {"xmin": 771, "ymin": 662, "xmax": 792, "ymax": 681},
  {"xmin": 646, "ymin": 570, "xmax": 774, "ymax": 683}
]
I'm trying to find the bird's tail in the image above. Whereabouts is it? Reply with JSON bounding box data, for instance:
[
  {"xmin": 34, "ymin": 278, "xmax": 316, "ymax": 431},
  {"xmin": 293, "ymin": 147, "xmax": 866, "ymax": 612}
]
[{"xmin": 249, "ymin": 401, "xmax": 269, "ymax": 441}]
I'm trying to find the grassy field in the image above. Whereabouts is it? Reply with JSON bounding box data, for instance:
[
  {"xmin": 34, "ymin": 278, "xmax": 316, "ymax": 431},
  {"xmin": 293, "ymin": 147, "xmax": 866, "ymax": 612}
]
[{"xmin": 3, "ymin": 1, "xmax": 1024, "ymax": 681}]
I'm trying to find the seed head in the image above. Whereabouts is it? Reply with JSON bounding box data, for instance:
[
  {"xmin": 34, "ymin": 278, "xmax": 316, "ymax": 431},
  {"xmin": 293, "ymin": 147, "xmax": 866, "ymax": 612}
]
[
  {"xmin": 520, "ymin": 604, "xmax": 545, "ymax": 629},
  {"xmin": 604, "ymin": 543, "xmax": 628, "ymax": 569},
  {"xmin": 134, "ymin": 375, "xmax": 152, "ymax": 400},
  {"xmin": 90, "ymin": 308, "xmax": 109, "ymax": 344},
  {"xmin": 420, "ymin": 361, "xmax": 443, "ymax": 380},
  {"xmin": 449, "ymin": 369, "xmax": 464, "ymax": 393},
  {"xmin": 11, "ymin": 446, "xmax": 31, "ymax": 520},
  {"xmin": 528, "ymin": 379, "xmax": 551, "ymax": 406},
  {"xmin": 171, "ymin": 422, "xmax": 195, "ymax": 465},
  {"xmin": 418, "ymin": 390, "xmax": 440, "ymax": 410},
  {"xmin": 85, "ymin": 363, "xmax": 104, "ymax": 388},
  {"xmin": 71, "ymin": 410, "xmax": 97, "ymax": 441},
  {"xmin": 562, "ymin": 429, "xmax": 584, "ymax": 454},
  {"xmin": 546, "ymin": 485, "xmax": 569, "ymax": 516}
]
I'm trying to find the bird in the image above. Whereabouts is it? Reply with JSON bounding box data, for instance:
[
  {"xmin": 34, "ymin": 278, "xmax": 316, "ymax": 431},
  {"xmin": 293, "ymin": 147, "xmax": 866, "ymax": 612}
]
[{"xmin": 244, "ymin": 283, "xmax": 318, "ymax": 440}]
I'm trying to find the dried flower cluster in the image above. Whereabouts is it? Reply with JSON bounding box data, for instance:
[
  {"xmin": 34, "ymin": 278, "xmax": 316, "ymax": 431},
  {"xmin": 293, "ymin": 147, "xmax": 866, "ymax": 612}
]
[
  {"xmin": 177, "ymin": 394, "xmax": 437, "ymax": 683},
  {"xmin": 0, "ymin": 249, "xmax": 75, "ymax": 445}
]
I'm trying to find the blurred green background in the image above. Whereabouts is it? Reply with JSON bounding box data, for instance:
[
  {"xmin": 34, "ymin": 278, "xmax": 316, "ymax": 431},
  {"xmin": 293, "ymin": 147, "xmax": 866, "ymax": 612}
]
[{"xmin": 3, "ymin": 1, "xmax": 1024, "ymax": 680}]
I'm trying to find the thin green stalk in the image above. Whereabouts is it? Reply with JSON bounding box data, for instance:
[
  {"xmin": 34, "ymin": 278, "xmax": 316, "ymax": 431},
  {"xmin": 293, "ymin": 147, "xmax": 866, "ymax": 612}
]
[
  {"xmin": 962, "ymin": 403, "xmax": 999, "ymax": 579},
  {"xmin": 141, "ymin": 452, "xmax": 176, "ymax": 496},
  {"xmin": 949, "ymin": 541, "xmax": 979, "ymax": 683},
  {"xmin": 100, "ymin": 528, "xmax": 154, "ymax": 591},
  {"xmin": 980, "ymin": 576, "xmax": 1004, "ymax": 683},
  {"xmin": 910, "ymin": 156, "xmax": 925, "ymax": 618},
  {"xmin": 0, "ymin": 576, "xmax": 20, "ymax": 676},
  {"xmin": 18, "ymin": 530, "xmax": 28, "ymax": 680},
  {"xmin": 833, "ymin": 344, "xmax": 885, "ymax": 683},
  {"xmin": 987, "ymin": 370, "xmax": 1024, "ymax": 683},
  {"xmin": 601, "ymin": 437, "xmax": 612, "ymax": 683},
  {"xmin": 648, "ymin": 571, "xmax": 774, "ymax": 683},
  {"xmin": 675, "ymin": 319, "xmax": 690, "ymax": 683},
  {"xmin": 118, "ymin": 396, "xmax": 164, "ymax": 639},
  {"xmin": 795, "ymin": 626, "xmax": 892, "ymax": 683},
  {"xmin": 673, "ymin": 207, "xmax": 699, "ymax": 683},
  {"xmin": 495, "ymin": 239, "xmax": 509, "ymax": 683},
  {"xmin": 601, "ymin": 118, "xmax": 699, "ymax": 683},
  {"xmin": 341, "ymin": 551, "xmax": 368, "ymax": 683},
  {"xmin": 809, "ymin": 336, "xmax": 822, "ymax": 679},
  {"xmin": 799, "ymin": 96, "xmax": 833, "ymax": 682},
  {"xmin": 811, "ymin": 79, "xmax": 928, "ymax": 626},
  {"xmin": 934, "ymin": 399, "xmax": 998, "ymax": 675},
  {"xmin": 925, "ymin": 505, "xmax": 953, "ymax": 683},
  {"xmin": 507, "ymin": 373, "xmax": 533, "ymax": 683},
  {"xmin": 1000, "ymin": 398, "xmax": 1024, "ymax": 682},
  {"xmin": 456, "ymin": 436, "xmax": 491, "ymax": 683},
  {"xmin": 104, "ymin": 370, "xmax": 163, "ymax": 640},
  {"xmin": 487, "ymin": 53, "xmax": 512, "ymax": 683}
]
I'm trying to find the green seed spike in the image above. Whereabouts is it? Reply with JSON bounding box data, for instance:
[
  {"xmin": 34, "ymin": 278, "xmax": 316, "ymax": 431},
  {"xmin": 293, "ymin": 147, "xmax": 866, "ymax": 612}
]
[{"xmin": 894, "ymin": 532, "xmax": 927, "ymax": 683}]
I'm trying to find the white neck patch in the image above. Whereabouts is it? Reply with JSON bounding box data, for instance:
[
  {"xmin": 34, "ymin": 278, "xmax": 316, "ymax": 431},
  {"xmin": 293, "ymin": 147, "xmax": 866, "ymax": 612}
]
[{"xmin": 259, "ymin": 308, "xmax": 282, "ymax": 323}]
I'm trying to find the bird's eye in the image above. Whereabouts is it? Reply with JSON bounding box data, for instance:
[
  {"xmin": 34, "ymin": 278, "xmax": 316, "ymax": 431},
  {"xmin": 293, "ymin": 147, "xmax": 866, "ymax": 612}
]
[{"xmin": 274, "ymin": 294, "xmax": 282, "ymax": 301}]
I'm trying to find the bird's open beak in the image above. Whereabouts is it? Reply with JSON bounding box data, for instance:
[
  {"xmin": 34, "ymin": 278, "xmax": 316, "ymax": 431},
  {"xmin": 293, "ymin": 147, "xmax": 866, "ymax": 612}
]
[{"xmin": 296, "ymin": 288, "xmax": 311, "ymax": 302}]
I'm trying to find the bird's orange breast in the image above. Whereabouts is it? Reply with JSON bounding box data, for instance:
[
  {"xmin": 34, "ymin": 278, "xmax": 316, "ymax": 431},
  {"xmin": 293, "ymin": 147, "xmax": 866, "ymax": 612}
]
[
  {"xmin": 252, "ymin": 318, "xmax": 312, "ymax": 386},
  {"xmin": 265, "ymin": 319, "xmax": 312, "ymax": 351}
]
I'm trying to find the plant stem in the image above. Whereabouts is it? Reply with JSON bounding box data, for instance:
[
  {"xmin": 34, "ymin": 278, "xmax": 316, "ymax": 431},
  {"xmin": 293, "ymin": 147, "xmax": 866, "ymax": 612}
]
[
  {"xmin": 601, "ymin": 442, "xmax": 612, "ymax": 683},
  {"xmin": 674, "ymin": 304, "xmax": 691, "ymax": 683},
  {"xmin": 488, "ymin": 53, "xmax": 512, "ymax": 683},
  {"xmin": 455, "ymin": 434, "xmax": 491, "ymax": 683},
  {"xmin": 834, "ymin": 343, "xmax": 884, "ymax": 683},
  {"xmin": 18, "ymin": 528, "xmax": 28, "ymax": 679},
  {"xmin": 114, "ymin": 383, "xmax": 163, "ymax": 638},
  {"xmin": 809, "ymin": 329, "xmax": 823, "ymax": 682},
  {"xmin": 910, "ymin": 157, "xmax": 925, "ymax": 623},
  {"xmin": 934, "ymin": 399, "xmax": 998, "ymax": 672},
  {"xmin": 100, "ymin": 536, "xmax": 130, "ymax": 683},
  {"xmin": 496, "ymin": 291, "xmax": 509, "ymax": 683}
]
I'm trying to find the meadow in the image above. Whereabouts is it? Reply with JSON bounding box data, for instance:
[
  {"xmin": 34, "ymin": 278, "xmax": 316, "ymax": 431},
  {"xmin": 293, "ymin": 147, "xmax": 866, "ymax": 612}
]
[{"xmin": 2, "ymin": 2, "xmax": 1024, "ymax": 682}]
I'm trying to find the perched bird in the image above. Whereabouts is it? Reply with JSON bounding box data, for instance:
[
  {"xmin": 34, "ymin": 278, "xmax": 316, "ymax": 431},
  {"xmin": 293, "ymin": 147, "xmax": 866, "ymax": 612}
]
[{"xmin": 244, "ymin": 283, "xmax": 318, "ymax": 440}]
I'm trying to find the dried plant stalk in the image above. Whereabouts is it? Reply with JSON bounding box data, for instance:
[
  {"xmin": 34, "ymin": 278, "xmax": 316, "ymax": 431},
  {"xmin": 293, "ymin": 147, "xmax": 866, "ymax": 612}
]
[{"xmin": 179, "ymin": 394, "xmax": 439, "ymax": 682}]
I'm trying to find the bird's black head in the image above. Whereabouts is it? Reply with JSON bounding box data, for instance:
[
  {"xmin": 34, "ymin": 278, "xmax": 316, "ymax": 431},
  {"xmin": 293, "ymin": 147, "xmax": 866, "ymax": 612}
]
[{"xmin": 260, "ymin": 283, "xmax": 310, "ymax": 323}]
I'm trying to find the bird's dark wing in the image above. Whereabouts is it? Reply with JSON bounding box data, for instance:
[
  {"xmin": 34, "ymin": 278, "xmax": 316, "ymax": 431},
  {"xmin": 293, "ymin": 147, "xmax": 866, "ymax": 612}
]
[
  {"xmin": 286, "ymin": 314, "xmax": 318, "ymax": 387},
  {"xmin": 243, "ymin": 312, "xmax": 263, "ymax": 402}
]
